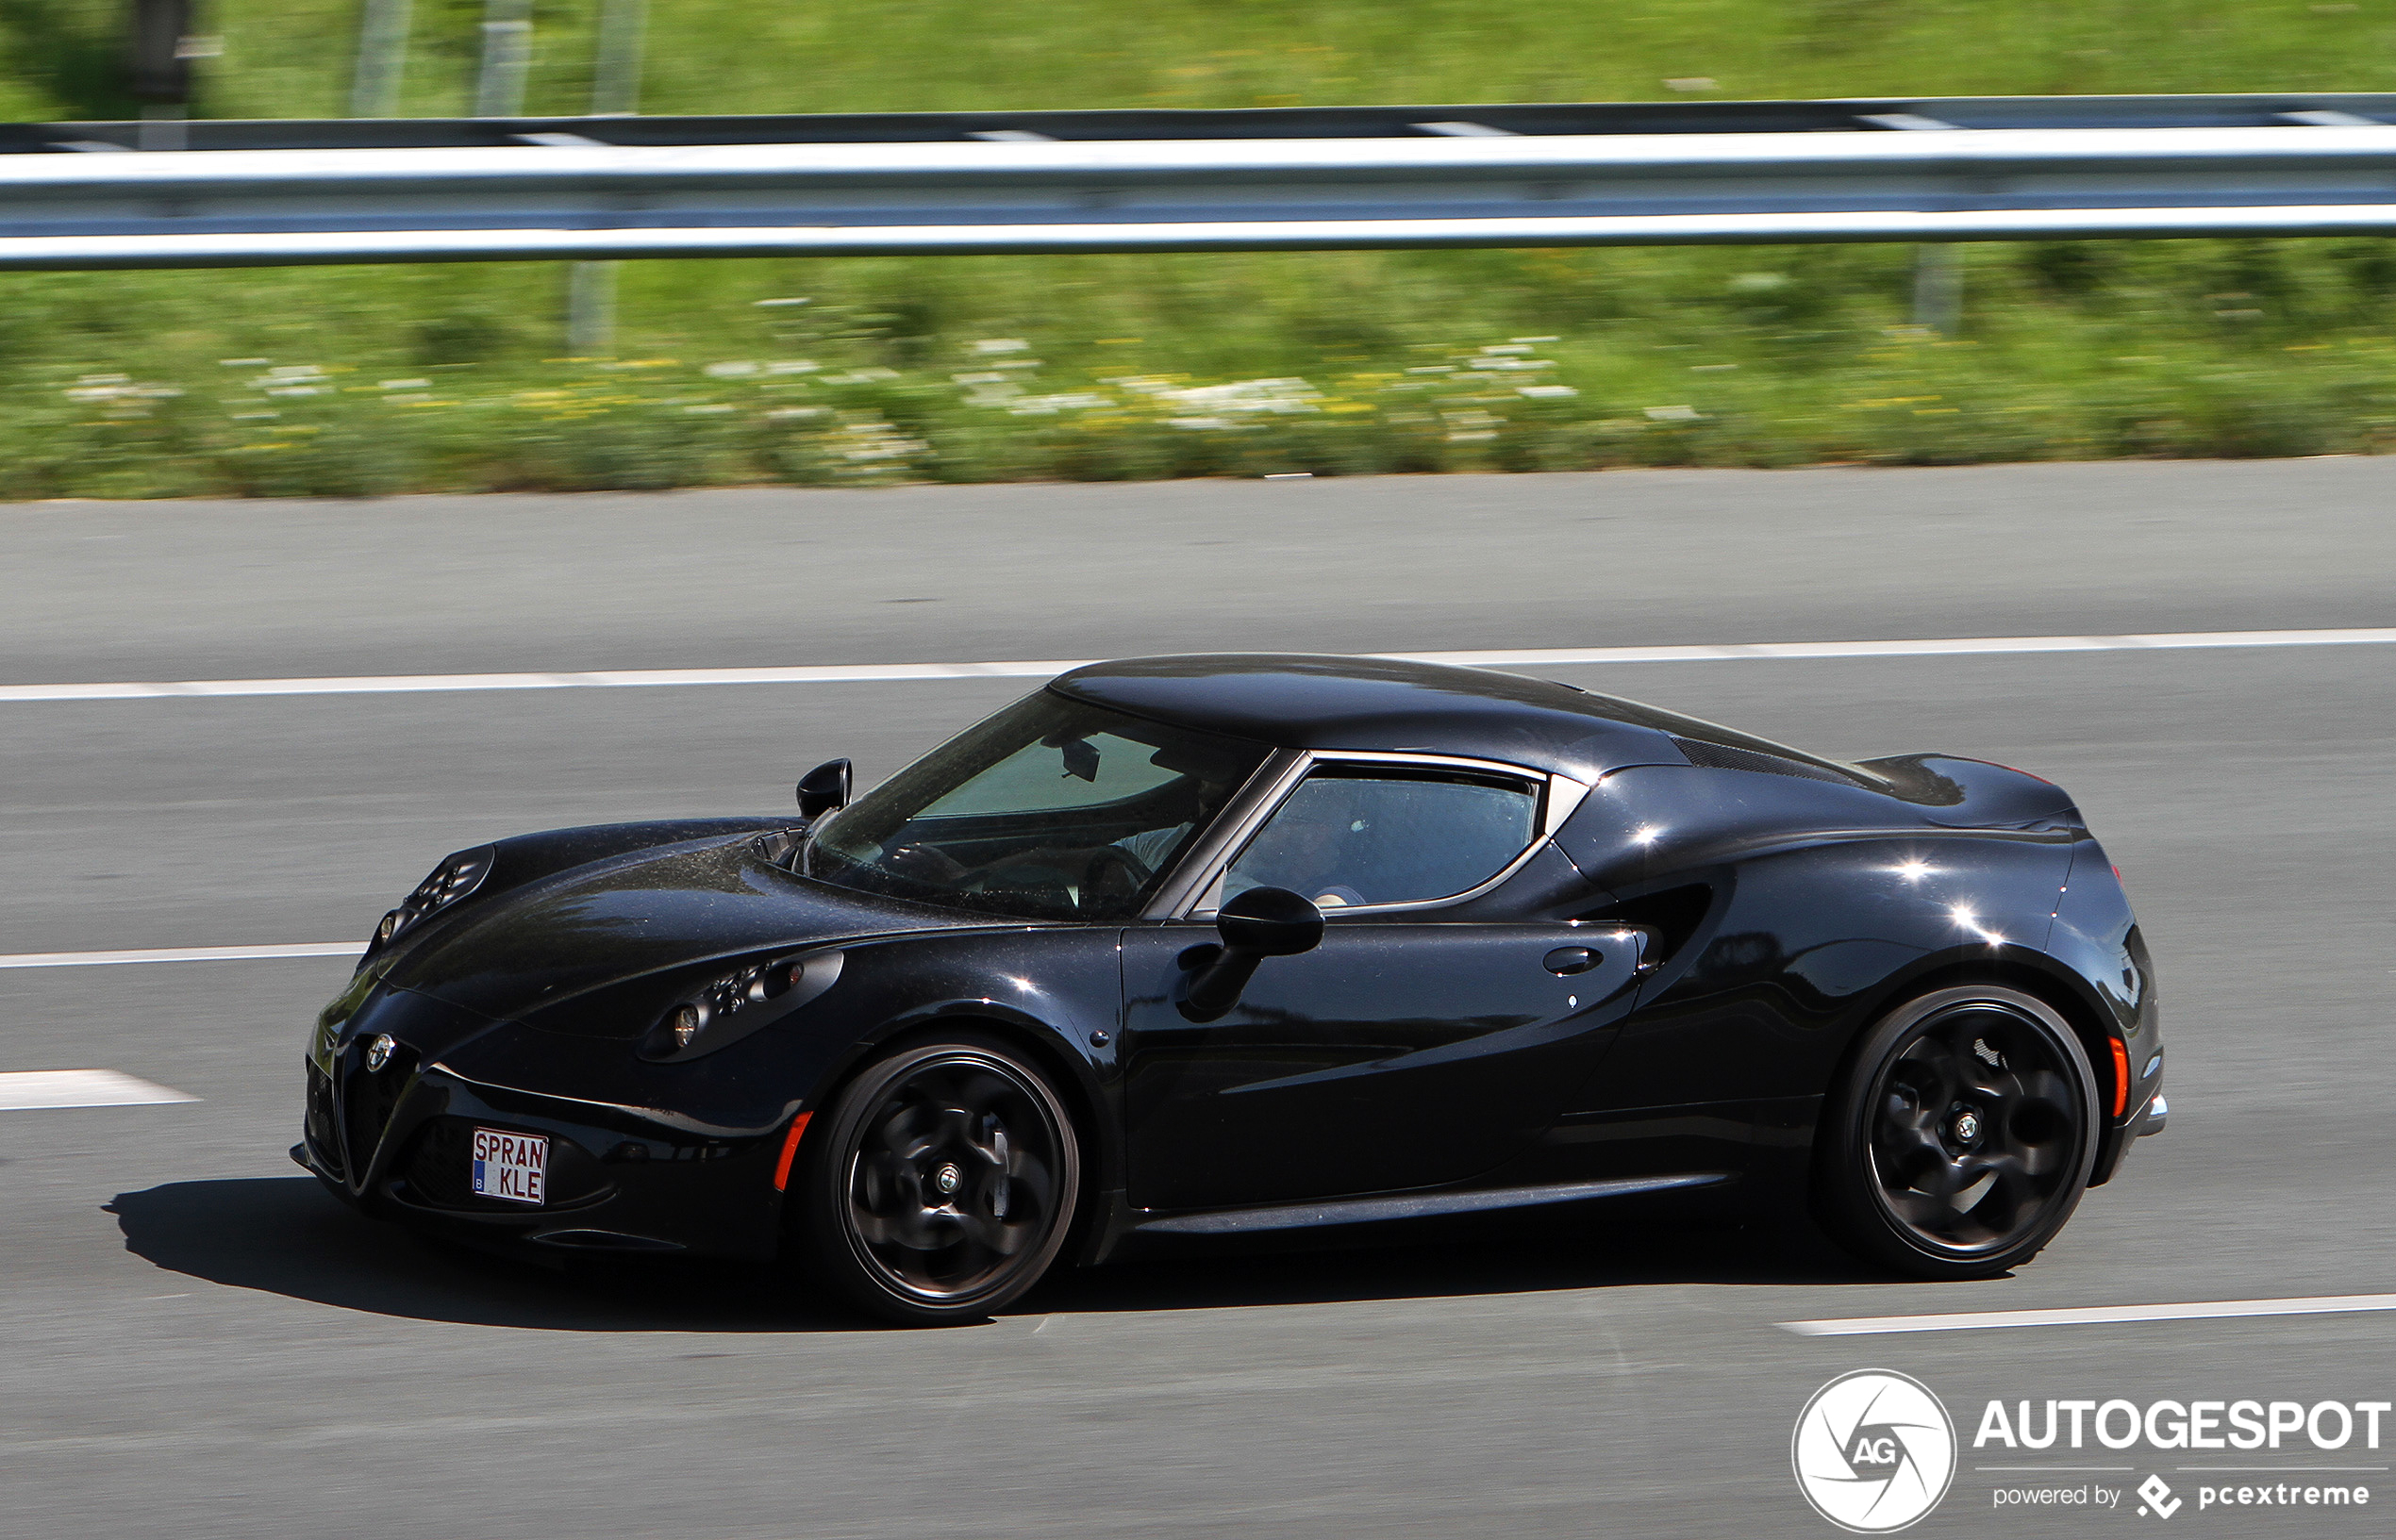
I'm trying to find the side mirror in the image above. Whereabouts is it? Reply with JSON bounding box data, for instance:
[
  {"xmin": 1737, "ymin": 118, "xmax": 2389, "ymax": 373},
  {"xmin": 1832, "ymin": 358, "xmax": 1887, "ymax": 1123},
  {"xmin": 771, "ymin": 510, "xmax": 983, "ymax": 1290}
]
[
  {"xmin": 1217, "ymin": 886, "xmax": 1325, "ymax": 957},
  {"xmin": 1182, "ymin": 886, "xmax": 1323, "ymax": 1021},
  {"xmin": 796, "ymin": 758, "xmax": 852, "ymax": 820}
]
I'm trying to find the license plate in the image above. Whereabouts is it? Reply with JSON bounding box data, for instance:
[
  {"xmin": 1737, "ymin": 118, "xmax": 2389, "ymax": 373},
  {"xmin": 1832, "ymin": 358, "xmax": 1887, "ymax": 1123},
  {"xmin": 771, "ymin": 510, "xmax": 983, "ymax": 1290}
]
[{"xmin": 471, "ymin": 1127, "xmax": 547, "ymax": 1205}]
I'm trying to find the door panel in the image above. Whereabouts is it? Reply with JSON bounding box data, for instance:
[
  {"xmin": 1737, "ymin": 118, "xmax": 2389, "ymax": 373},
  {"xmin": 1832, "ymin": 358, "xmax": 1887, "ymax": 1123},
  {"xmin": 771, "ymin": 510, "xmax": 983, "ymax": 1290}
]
[{"xmin": 1118, "ymin": 922, "xmax": 1643, "ymax": 1210}]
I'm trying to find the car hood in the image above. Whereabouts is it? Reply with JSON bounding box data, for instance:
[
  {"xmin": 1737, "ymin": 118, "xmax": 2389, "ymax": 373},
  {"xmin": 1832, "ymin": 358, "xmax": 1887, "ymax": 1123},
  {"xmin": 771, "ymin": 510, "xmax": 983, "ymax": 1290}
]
[{"xmin": 377, "ymin": 834, "xmax": 998, "ymax": 1023}]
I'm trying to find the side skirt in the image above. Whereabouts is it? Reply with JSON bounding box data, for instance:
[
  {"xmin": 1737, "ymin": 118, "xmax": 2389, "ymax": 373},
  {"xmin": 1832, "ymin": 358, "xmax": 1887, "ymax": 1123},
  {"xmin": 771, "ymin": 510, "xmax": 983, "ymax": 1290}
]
[{"xmin": 1128, "ymin": 1172, "xmax": 1732, "ymax": 1239}]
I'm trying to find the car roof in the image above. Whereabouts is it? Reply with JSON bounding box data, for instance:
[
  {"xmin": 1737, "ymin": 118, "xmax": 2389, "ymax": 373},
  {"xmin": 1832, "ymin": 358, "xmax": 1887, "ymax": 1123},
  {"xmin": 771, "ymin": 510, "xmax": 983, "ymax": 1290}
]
[{"xmin": 1048, "ymin": 654, "xmax": 1707, "ymax": 781}]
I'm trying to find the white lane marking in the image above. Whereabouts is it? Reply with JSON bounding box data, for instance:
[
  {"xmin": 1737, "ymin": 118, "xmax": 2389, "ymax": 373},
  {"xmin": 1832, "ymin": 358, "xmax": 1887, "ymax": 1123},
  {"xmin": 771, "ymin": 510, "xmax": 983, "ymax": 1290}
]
[
  {"xmin": 0, "ymin": 1069, "xmax": 196, "ymax": 1110},
  {"xmin": 0, "ymin": 659, "xmax": 1097, "ymax": 702},
  {"xmin": 1780, "ymin": 1293, "xmax": 2396, "ymax": 1336},
  {"xmin": 0, "ymin": 941, "xmax": 361, "ymax": 969},
  {"xmin": 3, "ymin": 627, "xmax": 2392, "ymax": 703}
]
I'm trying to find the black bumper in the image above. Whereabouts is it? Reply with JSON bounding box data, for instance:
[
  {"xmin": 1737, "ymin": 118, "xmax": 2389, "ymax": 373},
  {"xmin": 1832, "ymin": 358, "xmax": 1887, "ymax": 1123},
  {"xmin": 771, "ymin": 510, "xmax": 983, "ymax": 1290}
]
[{"xmin": 302, "ymin": 991, "xmax": 795, "ymax": 1259}]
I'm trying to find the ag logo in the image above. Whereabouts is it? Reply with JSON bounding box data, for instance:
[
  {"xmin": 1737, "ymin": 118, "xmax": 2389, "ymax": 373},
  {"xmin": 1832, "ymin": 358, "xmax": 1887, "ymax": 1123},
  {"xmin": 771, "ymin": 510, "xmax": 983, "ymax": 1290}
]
[{"xmin": 1791, "ymin": 1369, "xmax": 1957, "ymax": 1532}]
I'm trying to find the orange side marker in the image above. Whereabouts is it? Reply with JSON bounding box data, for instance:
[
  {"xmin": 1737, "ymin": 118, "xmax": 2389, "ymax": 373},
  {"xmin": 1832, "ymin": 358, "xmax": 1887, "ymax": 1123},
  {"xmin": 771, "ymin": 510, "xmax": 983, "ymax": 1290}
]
[
  {"xmin": 2109, "ymin": 1038, "xmax": 2131, "ymax": 1119},
  {"xmin": 772, "ymin": 1111, "xmax": 813, "ymax": 1191}
]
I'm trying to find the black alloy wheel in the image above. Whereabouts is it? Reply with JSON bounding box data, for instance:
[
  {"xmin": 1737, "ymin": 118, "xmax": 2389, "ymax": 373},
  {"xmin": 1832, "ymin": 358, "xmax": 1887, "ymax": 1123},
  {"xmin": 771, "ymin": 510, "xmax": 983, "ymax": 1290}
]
[
  {"xmin": 1815, "ymin": 985, "xmax": 2099, "ymax": 1280},
  {"xmin": 795, "ymin": 1035, "xmax": 1080, "ymax": 1325}
]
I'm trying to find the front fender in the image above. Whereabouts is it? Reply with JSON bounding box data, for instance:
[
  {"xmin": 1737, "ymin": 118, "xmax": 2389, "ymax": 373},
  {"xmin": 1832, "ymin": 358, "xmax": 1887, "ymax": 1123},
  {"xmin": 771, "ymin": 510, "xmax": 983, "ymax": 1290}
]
[{"xmin": 775, "ymin": 928, "xmax": 1125, "ymax": 1225}]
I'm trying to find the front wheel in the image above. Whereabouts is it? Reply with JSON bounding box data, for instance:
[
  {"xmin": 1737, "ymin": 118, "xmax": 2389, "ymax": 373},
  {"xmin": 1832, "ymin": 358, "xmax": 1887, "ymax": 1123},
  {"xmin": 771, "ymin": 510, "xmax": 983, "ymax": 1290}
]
[
  {"xmin": 1814, "ymin": 985, "xmax": 2099, "ymax": 1280},
  {"xmin": 792, "ymin": 1035, "xmax": 1081, "ymax": 1325}
]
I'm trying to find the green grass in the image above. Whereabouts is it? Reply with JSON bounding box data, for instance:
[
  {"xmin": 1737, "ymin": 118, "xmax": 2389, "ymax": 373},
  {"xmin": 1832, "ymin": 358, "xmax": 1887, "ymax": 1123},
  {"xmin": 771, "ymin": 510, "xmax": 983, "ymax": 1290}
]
[{"xmin": 8, "ymin": 0, "xmax": 2396, "ymax": 495}]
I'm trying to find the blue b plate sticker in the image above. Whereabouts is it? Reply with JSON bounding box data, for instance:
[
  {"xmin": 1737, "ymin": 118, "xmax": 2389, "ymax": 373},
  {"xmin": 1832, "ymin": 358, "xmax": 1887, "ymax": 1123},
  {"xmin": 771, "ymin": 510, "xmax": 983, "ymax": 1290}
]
[{"xmin": 471, "ymin": 1127, "xmax": 547, "ymax": 1205}]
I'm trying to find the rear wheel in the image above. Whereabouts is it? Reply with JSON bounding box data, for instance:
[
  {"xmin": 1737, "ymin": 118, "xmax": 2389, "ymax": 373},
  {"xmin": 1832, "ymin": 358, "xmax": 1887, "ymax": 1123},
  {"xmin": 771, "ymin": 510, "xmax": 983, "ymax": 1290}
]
[
  {"xmin": 794, "ymin": 1035, "xmax": 1080, "ymax": 1325},
  {"xmin": 1815, "ymin": 985, "xmax": 2098, "ymax": 1280}
]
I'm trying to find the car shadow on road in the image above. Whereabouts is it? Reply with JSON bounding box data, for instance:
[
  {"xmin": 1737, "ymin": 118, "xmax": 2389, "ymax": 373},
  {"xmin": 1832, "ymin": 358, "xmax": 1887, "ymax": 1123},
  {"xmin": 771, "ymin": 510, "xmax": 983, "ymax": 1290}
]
[
  {"xmin": 1026, "ymin": 1209, "xmax": 1890, "ymax": 1319},
  {"xmin": 108, "ymin": 1177, "xmax": 867, "ymax": 1333},
  {"xmin": 112, "ymin": 1175, "xmax": 1893, "ymax": 1332}
]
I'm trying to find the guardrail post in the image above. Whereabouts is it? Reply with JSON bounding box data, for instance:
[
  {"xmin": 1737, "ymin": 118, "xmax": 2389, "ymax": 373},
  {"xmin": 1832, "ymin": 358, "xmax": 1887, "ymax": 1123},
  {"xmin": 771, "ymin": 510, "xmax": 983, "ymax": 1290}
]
[
  {"xmin": 1912, "ymin": 244, "xmax": 1962, "ymax": 335},
  {"xmin": 129, "ymin": 0, "xmax": 200, "ymax": 149},
  {"xmin": 567, "ymin": 0, "xmax": 648, "ymax": 356},
  {"xmin": 351, "ymin": 0, "xmax": 414, "ymax": 117},
  {"xmin": 567, "ymin": 261, "xmax": 619, "ymax": 355},
  {"xmin": 474, "ymin": 0, "xmax": 534, "ymax": 119},
  {"xmin": 591, "ymin": 0, "xmax": 647, "ymax": 116}
]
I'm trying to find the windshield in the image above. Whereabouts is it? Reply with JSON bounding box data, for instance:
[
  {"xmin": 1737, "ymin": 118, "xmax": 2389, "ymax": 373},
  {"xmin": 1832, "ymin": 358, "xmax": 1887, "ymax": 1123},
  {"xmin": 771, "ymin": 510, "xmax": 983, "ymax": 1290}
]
[{"xmin": 805, "ymin": 691, "xmax": 1271, "ymax": 921}]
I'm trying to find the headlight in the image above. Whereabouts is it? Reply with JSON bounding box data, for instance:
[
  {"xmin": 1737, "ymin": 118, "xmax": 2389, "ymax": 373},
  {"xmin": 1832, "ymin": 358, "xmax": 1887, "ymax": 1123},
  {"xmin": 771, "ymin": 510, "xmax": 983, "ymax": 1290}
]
[
  {"xmin": 369, "ymin": 845, "xmax": 495, "ymax": 953},
  {"xmin": 641, "ymin": 952, "xmax": 845, "ymax": 1063}
]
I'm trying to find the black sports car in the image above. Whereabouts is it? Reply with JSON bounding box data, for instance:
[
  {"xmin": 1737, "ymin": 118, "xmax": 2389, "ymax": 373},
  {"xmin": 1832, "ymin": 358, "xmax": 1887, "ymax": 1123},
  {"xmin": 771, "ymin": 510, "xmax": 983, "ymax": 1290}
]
[{"xmin": 299, "ymin": 654, "xmax": 2165, "ymax": 1324}]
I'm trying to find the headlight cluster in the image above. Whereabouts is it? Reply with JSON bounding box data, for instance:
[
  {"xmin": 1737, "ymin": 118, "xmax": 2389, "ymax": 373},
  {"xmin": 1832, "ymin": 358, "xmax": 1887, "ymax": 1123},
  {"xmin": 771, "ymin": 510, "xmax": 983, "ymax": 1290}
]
[
  {"xmin": 668, "ymin": 961, "xmax": 787, "ymax": 1049},
  {"xmin": 372, "ymin": 846, "xmax": 495, "ymax": 951},
  {"xmin": 642, "ymin": 951, "xmax": 845, "ymax": 1063}
]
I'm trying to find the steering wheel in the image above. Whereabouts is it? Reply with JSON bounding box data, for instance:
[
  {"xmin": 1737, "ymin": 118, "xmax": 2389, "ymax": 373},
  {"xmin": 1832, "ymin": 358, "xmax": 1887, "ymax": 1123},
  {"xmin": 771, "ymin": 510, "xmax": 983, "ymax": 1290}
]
[{"xmin": 1080, "ymin": 844, "xmax": 1155, "ymax": 908}]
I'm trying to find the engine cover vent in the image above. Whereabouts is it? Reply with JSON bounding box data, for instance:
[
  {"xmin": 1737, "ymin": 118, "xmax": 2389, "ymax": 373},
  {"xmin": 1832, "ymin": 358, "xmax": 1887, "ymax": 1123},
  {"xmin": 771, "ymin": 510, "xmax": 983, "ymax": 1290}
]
[{"xmin": 1671, "ymin": 735, "xmax": 1858, "ymax": 786}]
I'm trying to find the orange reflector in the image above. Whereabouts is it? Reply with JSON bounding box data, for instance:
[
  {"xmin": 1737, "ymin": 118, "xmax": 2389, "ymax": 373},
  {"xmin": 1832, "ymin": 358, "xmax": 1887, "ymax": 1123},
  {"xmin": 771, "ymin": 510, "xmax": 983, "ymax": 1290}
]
[
  {"xmin": 772, "ymin": 1111, "xmax": 813, "ymax": 1192},
  {"xmin": 2109, "ymin": 1038, "xmax": 2131, "ymax": 1119}
]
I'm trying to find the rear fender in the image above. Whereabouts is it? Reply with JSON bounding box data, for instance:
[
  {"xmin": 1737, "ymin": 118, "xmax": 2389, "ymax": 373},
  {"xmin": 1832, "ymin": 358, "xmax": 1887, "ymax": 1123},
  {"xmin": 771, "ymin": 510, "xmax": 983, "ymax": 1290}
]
[
  {"xmin": 2046, "ymin": 840, "xmax": 2160, "ymax": 1184},
  {"xmin": 1564, "ymin": 826, "xmax": 2073, "ymax": 1117}
]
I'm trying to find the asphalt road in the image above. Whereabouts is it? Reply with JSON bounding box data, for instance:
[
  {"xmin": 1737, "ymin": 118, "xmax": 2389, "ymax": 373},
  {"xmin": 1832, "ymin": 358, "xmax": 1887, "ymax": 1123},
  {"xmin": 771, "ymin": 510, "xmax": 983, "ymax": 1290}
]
[{"xmin": 4, "ymin": 462, "xmax": 2393, "ymax": 1538}]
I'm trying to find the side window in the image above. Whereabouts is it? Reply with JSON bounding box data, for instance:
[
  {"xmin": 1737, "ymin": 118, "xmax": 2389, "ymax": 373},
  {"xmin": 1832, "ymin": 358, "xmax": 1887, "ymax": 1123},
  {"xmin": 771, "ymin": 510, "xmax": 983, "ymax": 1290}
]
[{"xmin": 1223, "ymin": 767, "xmax": 1541, "ymax": 910}]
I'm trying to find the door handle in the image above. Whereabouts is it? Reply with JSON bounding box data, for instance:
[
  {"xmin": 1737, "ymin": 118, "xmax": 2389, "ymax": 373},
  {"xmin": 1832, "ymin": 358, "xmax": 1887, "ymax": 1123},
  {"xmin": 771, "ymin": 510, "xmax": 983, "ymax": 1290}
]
[{"xmin": 1543, "ymin": 946, "xmax": 1599, "ymax": 976}]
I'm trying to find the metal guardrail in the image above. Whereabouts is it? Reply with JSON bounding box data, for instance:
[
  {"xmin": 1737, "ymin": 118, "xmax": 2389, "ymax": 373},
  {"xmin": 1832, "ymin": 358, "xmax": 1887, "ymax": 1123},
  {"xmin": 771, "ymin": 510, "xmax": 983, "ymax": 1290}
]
[{"xmin": 8, "ymin": 94, "xmax": 2396, "ymax": 269}]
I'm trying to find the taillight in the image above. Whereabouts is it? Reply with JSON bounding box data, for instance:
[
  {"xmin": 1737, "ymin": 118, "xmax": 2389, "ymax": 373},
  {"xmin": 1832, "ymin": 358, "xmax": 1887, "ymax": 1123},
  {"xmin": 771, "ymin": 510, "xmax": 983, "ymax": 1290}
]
[{"xmin": 2109, "ymin": 1037, "xmax": 2131, "ymax": 1118}]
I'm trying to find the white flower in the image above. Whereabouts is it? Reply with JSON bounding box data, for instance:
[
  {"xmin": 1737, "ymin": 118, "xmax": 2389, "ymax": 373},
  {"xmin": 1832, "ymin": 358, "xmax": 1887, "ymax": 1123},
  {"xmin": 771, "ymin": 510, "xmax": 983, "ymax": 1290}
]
[
  {"xmin": 827, "ymin": 415, "xmax": 929, "ymax": 469},
  {"xmin": 1441, "ymin": 406, "xmax": 1504, "ymax": 440},
  {"xmin": 1007, "ymin": 392, "xmax": 1110, "ymax": 415},
  {"xmin": 1150, "ymin": 377, "xmax": 1321, "ymax": 414},
  {"xmin": 704, "ymin": 361, "xmax": 759, "ymax": 378},
  {"xmin": 65, "ymin": 375, "xmax": 182, "ymax": 412}
]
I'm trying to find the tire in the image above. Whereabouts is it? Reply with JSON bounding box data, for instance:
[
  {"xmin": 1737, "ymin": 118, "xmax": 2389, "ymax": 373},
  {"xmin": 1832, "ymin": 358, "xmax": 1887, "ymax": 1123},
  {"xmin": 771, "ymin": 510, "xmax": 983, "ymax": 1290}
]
[
  {"xmin": 1814, "ymin": 985, "xmax": 2099, "ymax": 1281},
  {"xmin": 793, "ymin": 1033, "xmax": 1081, "ymax": 1326}
]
